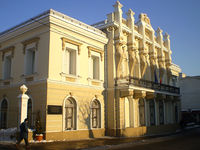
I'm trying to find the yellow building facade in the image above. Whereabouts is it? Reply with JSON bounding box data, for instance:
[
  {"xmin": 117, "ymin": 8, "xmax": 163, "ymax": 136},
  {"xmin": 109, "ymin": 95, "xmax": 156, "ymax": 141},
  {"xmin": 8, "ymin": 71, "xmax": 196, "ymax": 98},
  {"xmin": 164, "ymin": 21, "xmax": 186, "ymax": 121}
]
[
  {"xmin": 93, "ymin": 1, "xmax": 181, "ymax": 137},
  {"xmin": 0, "ymin": 1, "xmax": 181, "ymax": 140}
]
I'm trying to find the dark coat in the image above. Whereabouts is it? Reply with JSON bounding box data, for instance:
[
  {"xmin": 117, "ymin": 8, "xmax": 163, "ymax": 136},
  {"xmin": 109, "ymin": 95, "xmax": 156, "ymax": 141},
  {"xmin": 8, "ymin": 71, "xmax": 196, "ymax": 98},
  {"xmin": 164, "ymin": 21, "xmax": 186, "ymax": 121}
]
[{"xmin": 19, "ymin": 121, "xmax": 28, "ymax": 139}]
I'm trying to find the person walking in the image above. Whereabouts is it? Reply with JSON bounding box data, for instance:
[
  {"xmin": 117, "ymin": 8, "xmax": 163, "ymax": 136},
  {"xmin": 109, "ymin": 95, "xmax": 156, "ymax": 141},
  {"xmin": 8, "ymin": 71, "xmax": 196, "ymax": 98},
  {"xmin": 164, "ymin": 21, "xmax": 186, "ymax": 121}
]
[{"xmin": 16, "ymin": 118, "xmax": 30, "ymax": 149}]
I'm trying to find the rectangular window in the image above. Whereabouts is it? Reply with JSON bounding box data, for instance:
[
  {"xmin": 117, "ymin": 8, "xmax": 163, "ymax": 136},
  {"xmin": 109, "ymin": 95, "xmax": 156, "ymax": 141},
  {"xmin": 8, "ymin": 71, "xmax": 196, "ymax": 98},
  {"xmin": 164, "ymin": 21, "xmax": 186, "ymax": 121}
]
[
  {"xmin": 63, "ymin": 43, "xmax": 77, "ymax": 76},
  {"xmin": 91, "ymin": 56, "xmax": 99, "ymax": 80},
  {"xmin": 3, "ymin": 56, "xmax": 12, "ymax": 80},
  {"xmin": 25, "ymin": 48, "xmax": 35, "ymax": 75},
  {"xmin": 69, "ymin": 50, "xmax": 76, "ymax": 75}
]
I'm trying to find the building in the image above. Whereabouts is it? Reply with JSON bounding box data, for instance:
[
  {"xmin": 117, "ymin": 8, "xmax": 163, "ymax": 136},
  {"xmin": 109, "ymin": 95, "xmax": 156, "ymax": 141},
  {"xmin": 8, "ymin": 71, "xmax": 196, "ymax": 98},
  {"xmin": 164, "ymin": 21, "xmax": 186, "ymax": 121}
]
[
  {"xmin": 93, "ymin": 1, "xmax": 181, "ymax": 137},
  {"xmin": 0, "ymin": 1, "xmax": 181, "ymax": 140},
  {"xmin": 180, "ymin": 76, "xmax": 200, "ymax": 124}
]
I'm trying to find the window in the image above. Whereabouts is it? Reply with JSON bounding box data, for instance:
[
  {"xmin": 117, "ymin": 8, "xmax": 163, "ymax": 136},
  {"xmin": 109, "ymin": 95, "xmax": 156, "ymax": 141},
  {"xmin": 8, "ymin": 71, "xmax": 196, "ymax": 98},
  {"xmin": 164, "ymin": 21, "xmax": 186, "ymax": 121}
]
[
  {"xmin": 149, "ymin": 100, "xmax": 155, "ymax": 126},
  {"xmin": 3, "ymin": 56, "xmax": 12, "ymax": 80},
  {"xmin": 27, "ymin": 99, "xmax": 33, "ymax": 128},
  {"xmin": 139, "ymin": 99, "xmax": 145, "ymax": 126},
  {"xmin": 65, "ymin": 97, "xmax": 77, "ymax": 130},
  {"xmin": 91, "ymin": 100, "xmax": 101, "ymax": 128},
  {"xmin": 63, "ymin": 43, "xmax": 77, "ymax": 75},
  {"xmin": 91, "ymin": 56, "xmax": 100, "ymax": 80},
  {"xmin": 1, "ymin": 46, "xmax": 14, "ymax": 80},
  {"xmin": 88, "ymin": 46, "xmax": 103, "ymax": 81},
  {"xmin": 159, "ymin": 101, "xmax": 164, "ymax": 125},
  {"xmin": 25, "ymin": 48, "xmax": 35, "ymax": 75},
  {"xmin": 0, "ymin": 99, "xmax": 8, "ymax": 129}
]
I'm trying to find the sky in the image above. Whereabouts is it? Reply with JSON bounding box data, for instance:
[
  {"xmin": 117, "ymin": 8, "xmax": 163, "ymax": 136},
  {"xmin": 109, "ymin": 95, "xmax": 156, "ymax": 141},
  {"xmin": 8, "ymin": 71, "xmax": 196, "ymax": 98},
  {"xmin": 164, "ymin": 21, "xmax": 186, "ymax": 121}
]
[{"xmin": 0, "ymin": 0, "xmax": 200, "ymax": 76}]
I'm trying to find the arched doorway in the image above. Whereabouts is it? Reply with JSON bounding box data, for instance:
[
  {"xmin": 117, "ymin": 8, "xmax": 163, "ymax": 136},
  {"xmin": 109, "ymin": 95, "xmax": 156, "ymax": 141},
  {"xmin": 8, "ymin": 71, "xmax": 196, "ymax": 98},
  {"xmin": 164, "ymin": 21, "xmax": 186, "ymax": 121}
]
[{"xmin": 0, "ymin": 99, "xmax": 8, "ymax": 129}]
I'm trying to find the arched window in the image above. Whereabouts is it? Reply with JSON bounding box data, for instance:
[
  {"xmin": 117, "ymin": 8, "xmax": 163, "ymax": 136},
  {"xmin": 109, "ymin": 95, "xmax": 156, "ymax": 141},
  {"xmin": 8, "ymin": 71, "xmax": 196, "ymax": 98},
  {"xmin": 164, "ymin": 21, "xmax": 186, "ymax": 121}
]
[
  {"xmin": 139, "ymin": 99, "xmax": 145, "ymax": 126},
  {"xmin": 91, "ymin": 100, "xmax": 101, "ymax": 128},
  {"xmin": 159, "ymin": 101, "xmax": 164, "ymax": 125},
  {"xmin": 149, "ymin": 100, "xmax": 155, "ymax": 126},
  {"xmin": 65, "ymin": 97, "xmax": 77, "ymax": 130},
  {"xmin": 0, "ymin": 99, "xmax": 8, "ymax": 129},
  {"xmin": 27, "ymin": 99, "xmax": 33, "ymax": 128}
]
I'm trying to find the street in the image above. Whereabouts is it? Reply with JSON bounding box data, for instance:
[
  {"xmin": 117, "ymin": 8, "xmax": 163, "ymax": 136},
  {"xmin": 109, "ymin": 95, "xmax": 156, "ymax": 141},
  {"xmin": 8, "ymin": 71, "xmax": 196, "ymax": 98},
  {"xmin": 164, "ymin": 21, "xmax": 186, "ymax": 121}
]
[{"xmin": 0, "ymin": 128, "xmax": 199, "ymax": 150}]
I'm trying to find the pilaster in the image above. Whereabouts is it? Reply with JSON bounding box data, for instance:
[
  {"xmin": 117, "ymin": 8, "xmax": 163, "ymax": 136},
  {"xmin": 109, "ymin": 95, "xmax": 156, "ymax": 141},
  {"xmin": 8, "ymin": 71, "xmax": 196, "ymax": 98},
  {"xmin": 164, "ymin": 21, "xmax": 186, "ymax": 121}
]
[{"xmin": 106, "ymin": 26, "xmax": 116, "ymax": 88}]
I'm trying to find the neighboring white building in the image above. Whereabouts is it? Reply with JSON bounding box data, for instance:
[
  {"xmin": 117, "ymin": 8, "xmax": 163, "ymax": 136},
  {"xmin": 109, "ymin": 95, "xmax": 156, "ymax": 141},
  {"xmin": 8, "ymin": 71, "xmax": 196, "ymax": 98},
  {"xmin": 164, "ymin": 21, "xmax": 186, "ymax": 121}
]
[{"xmin": 180, "ymin": 76, "xmax": 200, "ymax": 123}]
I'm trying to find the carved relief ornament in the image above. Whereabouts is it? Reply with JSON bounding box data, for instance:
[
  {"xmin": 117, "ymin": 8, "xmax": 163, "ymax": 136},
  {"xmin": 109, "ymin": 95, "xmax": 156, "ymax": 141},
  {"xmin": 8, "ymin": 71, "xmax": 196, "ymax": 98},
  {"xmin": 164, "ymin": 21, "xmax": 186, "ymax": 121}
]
[
  {"xmin": 87, "ymin": 46, "xmax": 104, "ymax": 61},
  {"xmin": 21, "ymin": 37, "xmax": 40, "ymax": 54},
  {"xmin": 61, "ymin": 37, "xmax": 82, "ymax": 55},
  {"xmin": 1, "ymin": 46, "xmax": 15, "ymax": 61}
]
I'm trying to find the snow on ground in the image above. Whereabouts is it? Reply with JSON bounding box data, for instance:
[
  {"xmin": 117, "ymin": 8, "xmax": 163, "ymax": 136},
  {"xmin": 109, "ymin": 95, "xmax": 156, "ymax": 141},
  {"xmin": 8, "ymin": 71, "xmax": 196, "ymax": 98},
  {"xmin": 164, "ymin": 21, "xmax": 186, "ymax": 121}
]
[{"xmin": 0, "ymin": 127, "xmax": 17, "ymax": 143}]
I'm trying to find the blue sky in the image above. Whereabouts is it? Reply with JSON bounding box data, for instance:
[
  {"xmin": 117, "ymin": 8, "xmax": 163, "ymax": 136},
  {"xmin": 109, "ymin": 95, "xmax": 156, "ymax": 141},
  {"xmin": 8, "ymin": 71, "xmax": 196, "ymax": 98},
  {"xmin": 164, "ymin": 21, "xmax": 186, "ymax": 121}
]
[{"xmin": 0, "ymin": 0, "xmax": 200, "ymax": 76}]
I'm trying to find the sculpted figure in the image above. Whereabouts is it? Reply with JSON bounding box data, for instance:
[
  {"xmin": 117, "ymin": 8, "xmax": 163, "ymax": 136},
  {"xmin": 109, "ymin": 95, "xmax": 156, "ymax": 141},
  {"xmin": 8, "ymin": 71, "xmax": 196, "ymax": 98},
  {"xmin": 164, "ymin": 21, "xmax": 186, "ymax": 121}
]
[
  {"xmin": 150, "ymin": 58, "xmax": 156, "ymax": 81},
  {"xmin": 140, "ymin": 53, "xmax": 147, "ymax": 78},
  {"xmin": 116, "ymin": 42, "xmax": 124, "ymax": 78},
  {"xmin": 159, "ymin": 61, "xmax": 165, "ymax": 83}
]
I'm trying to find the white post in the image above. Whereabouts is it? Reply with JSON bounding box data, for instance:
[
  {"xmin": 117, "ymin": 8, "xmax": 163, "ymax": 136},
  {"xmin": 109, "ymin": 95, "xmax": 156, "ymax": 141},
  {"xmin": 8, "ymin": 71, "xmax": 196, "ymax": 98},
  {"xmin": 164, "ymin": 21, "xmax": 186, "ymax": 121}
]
[{"xmin": 18, "ymin": 85, "xmax": 29, "ymax": 127}]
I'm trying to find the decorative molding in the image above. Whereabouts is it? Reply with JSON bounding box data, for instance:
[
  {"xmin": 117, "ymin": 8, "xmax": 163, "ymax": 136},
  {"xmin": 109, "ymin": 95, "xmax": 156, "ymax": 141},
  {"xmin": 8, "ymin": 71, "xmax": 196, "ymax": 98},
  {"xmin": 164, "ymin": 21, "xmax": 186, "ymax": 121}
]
[
  {"xmin": 120, "ymin": 89, "xmax": 134, "ymax": 98},
  {"xmin": 1, "ymin": 46, "xmax": 15, "ymax": 61},
  {"xmin": 133, "ymin": 90, "xmax": 146, "ymax": 99},
  {"xmin": 146, "ymin": 92, "xmax": 156, "ymax": 99},
  {"xmin": 87, "ymin": 46, "xmax": 104, "ymax": 61},
  {"xmin": 61, "ymin": 37, "xmax": 82, "ymax": 55},
  {"xmin": 21, "ymin": 37, "xmax": 40, "ymax": 54}
]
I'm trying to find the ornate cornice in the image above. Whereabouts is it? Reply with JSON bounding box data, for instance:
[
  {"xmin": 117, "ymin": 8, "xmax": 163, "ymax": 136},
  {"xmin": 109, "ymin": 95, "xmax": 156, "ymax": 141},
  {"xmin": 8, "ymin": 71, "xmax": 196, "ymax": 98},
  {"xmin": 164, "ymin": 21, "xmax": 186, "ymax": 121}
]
[
  {"xmin": 87, "ymin": 46, "xmax": 104, "ymax": 61},
  {"xmin": 61, "ymin": 37, "xmax": 82, "ymax": 55},
  {"xmin": 1, "ymin": 46, "xmax": 15, "ymax": 61},
  {"xmin": 21, "ymin": 37, "xmax": 40, "ymax": 54}
]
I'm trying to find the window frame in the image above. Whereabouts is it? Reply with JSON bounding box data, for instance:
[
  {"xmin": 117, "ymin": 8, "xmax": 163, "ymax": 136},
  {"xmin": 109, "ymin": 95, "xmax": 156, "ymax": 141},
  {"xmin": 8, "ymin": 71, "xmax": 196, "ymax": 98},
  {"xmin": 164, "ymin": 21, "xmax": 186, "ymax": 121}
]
[
  {"xmin": 25, "ymin": 47, "xmax": 36, "ymax": 75},
  {"xmin": 91, "ymin": 55, "xmax": 100, "ymax": 80},
  {"xmin": 1, "ymin": 46, "xmax": 14, "ymax": 82},
  {"xmin": 21, "ymin": 37, "xmax": 39, "ymax": 76},
  {"xmin": 90, "ymin": 99, "xmax": 101, "ymax": 129},
  {"xmin": 64, "ymin": 97, "xmax": 77, "ymax": 130}
]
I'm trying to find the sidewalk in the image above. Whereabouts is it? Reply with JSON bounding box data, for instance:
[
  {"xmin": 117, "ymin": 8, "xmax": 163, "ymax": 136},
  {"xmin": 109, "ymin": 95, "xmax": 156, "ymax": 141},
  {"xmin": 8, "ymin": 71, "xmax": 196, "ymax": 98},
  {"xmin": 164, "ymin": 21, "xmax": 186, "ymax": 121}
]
[{"xmin": 0, "ymin": 125, "xmax": 199, "ymax": 150}]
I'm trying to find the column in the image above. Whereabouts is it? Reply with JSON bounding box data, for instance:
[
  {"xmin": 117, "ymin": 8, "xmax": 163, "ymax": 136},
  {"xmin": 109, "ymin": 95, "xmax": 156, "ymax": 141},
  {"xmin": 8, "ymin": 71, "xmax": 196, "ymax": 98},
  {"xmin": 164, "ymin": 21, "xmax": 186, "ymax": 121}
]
[{"xmin": 17, "ymin": 84, "xmax": 29, "ymax": 127}]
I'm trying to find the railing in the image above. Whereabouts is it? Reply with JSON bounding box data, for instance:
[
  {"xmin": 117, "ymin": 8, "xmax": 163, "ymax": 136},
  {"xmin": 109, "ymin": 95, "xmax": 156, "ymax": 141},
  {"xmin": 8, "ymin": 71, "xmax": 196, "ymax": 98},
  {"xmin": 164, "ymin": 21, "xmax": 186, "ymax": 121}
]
[{"xmin": 128, "ymin": 77, "xmax": 180, "ymax": 94}]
